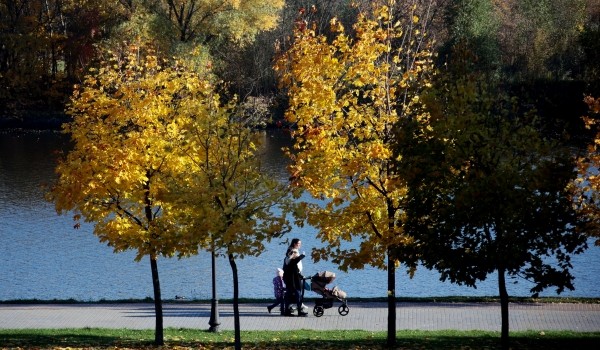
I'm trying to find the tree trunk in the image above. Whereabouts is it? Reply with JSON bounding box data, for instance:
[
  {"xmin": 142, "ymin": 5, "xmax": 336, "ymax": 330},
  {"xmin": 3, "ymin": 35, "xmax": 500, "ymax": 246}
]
[
  {"xmin": 387, "ymin": 249, "xmax": 396, "ymax": 347},
  {"xmin": 228, "ymin": 253, "xmax": 242, "ymax": 350},
  {"xmin": 150, "ymin": 256, "xmax": 164, "ymax": 345},
  {"xmin": 498, "ymin": 266, "xmax": 510, "ymax": 350},
  {"xmin": 208, "ymin": 249, "xmax": 220, "ymax": 331}
]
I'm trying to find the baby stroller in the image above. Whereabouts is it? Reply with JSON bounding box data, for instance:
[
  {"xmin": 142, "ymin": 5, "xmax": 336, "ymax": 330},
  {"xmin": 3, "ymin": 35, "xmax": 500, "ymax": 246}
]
[{"xmin": 308, "ymin": 271, "xmax": 349, "ymax": 317}]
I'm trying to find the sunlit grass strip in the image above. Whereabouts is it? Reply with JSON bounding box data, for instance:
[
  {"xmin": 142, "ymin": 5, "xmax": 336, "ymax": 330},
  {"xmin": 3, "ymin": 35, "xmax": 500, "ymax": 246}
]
[{"xmin": 1, "ymin": 329, "xmax": 599, "ymax": 349}]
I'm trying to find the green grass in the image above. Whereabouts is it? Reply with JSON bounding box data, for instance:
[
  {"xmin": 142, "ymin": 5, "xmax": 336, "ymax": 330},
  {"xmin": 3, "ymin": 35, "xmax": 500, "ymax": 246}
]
[{"xmin": 1, "ymin": 329, "xmax": 599, "ymax": 349}]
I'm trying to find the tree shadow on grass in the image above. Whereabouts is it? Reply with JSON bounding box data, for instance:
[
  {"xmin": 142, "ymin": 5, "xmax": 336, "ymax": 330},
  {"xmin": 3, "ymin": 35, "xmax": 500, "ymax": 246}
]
[{"xmin": 0, "ymin": 333, "xmax": 131, "ymax": 348}]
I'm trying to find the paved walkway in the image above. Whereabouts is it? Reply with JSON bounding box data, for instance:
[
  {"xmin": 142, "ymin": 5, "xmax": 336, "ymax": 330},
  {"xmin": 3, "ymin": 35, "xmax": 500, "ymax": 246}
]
[{"xmin": 1, "ymin": 302, "xmax": 599, "ymax": 332}]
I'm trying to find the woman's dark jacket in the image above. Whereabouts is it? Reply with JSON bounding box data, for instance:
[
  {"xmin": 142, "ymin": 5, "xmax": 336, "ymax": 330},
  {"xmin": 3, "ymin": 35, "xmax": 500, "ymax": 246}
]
[{"xmin": 283, "ymin": 251, "xmax": 305, "ymax": 291}]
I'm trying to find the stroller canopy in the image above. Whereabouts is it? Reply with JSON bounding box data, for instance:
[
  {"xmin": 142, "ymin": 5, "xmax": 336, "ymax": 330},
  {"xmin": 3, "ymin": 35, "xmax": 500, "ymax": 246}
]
[
  {"xmin": 312, "ymin": 271, "xmax": 336, "ymax": 284},
  {"xmin": 311, "ymin": 271, "xmax": 347, "ymax": 300}
]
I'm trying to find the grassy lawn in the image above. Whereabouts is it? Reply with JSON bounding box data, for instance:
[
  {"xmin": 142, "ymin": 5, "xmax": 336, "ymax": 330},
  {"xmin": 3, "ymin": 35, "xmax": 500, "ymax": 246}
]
[{"xmin": 1, "ymin": 329, "xmax": 599, "ymax": 349}]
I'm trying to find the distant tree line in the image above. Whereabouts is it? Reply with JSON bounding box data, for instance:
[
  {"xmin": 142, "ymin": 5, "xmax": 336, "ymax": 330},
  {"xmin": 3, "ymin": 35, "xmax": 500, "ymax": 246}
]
[{"xmin": 1, "ymin": 0, "xmax": 599, "ymax": 133}]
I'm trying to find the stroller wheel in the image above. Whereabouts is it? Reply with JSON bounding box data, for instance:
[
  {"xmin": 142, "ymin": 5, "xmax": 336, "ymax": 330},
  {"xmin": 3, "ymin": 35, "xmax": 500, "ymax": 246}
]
[
  {"xmin": 313, "ymin": 305, "xmax": 324, "ymax": 317},
  {"xmin": 338, "ymin": 303, "xmax": 349, "ymax": 316}
]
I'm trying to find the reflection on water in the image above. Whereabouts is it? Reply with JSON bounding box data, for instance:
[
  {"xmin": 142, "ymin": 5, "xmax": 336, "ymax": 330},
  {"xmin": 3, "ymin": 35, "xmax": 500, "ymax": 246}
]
[{"xmin": 1, "ymin": 129, "xmax": 599, "ymax": 301}]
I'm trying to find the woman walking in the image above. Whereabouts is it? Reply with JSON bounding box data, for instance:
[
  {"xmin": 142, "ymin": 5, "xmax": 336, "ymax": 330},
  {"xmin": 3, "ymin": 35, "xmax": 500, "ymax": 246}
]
[{"xmin": 282, "ymin": 238, "xmax": 307, "ymax": 316}]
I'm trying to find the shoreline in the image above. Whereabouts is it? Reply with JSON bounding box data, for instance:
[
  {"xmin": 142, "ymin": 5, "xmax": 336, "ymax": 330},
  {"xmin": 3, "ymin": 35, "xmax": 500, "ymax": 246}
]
[{"xmin": 2, "ymin": 296, "xmax": 599, "ymax": 305}]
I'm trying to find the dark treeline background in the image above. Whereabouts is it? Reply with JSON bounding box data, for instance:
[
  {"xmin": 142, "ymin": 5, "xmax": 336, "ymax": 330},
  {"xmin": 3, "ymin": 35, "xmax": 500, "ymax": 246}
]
[{"xmin": 1, "ymin": 0, "xmax": 599, "ymax": 141}]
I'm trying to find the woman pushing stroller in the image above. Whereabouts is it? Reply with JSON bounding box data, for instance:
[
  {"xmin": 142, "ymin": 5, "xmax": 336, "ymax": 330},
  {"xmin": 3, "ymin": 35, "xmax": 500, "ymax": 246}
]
[{"xmin": 282, "ymin": 238, "xmax": 308, "ymax": 317}]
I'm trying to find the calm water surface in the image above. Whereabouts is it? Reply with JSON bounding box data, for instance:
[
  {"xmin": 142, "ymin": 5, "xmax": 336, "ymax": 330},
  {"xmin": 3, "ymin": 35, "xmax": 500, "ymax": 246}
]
[{"xmin": 1, "ymin": 129, "xmax": 599, "ymax": 301}]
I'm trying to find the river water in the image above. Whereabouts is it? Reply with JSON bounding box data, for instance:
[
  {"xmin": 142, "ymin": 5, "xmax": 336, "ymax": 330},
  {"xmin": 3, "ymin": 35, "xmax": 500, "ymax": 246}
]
[{"xmin": 1, "ymin": 129, "xmax": 599, "ymax": 301}]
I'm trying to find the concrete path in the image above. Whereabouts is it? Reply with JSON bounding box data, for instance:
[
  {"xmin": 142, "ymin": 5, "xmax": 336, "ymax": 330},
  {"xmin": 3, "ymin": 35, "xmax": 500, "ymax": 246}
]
[{"xmin": 1, "ymin": 302, "xmax": 599, "ymax": 332}]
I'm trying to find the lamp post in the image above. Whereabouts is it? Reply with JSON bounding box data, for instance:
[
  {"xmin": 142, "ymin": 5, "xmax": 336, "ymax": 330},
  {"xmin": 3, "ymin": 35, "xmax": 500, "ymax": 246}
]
[{"xmin": 208, "ymin": 246, "xmax": 220, "ymax": 332}]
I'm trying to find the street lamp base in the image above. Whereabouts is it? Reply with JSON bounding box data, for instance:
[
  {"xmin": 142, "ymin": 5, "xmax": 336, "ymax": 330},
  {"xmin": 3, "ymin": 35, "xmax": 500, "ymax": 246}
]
[{"xmin": 208, "ymin": 298, "xmax": 220, "ymax": 332}]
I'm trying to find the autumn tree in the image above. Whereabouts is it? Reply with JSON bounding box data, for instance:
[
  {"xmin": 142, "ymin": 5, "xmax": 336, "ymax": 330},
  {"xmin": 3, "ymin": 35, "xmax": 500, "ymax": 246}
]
[
  {"xmin": 46, "ymin": 43, "xmax": 215, "ymax": 345},
  {"xmin": 178, "ymin": 104, "xmax": 293, "ymax": 349},
  {"xmin": 275, "ymin": 1, "xmax": 435, "ymax": 346},
  {"xmin": 404, "ymin": 49, "xmax": 589, "ymax": 349}
]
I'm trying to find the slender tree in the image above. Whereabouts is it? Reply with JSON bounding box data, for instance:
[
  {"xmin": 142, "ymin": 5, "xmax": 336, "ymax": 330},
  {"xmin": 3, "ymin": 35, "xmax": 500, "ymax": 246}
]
[
  {"xmin": 275, "ymin": 0, "xmax": 435, "ymax": 345},
  {"xmin": 404, "ymin": 49, "xmax": 589, "ymax": 349},
  {"xmin": 47, "ymin": 43, "xmax": 212, "ymax": 345},
  {"xmin": 179, "ymin": 95, "xmax": 293, "ymax": 350}
]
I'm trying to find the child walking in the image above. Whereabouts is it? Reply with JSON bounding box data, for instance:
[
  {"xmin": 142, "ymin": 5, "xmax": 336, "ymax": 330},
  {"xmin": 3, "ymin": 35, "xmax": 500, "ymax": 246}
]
[{"xmin": 267, "ymin": 268, "xmax": 286, "ymax": 315}]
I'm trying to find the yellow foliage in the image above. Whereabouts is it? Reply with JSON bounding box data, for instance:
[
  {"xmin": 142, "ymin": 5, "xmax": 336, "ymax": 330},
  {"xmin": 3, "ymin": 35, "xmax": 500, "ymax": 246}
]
[
  {"xmin": 275, "ymin": 3, "xmax": 434, "ymax": 271},
  {"xmin": 49, "ymin": 40, "xmax": 292, "ymax": 263},
  {"xmin": 48, "ymin": 44, "xmax": 222, "ymax": 260}
]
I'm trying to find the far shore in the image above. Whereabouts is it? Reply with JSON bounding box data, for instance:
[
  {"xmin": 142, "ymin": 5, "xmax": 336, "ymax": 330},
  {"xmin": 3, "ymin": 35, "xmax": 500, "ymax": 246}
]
[{"xmin": 0, "ymin": 110, "xmax": 68, "ymax": 130}]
